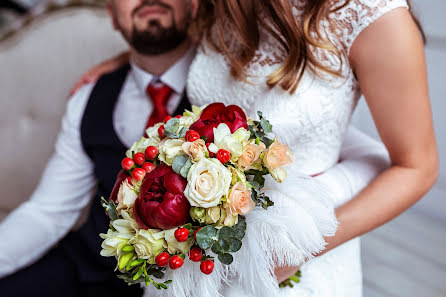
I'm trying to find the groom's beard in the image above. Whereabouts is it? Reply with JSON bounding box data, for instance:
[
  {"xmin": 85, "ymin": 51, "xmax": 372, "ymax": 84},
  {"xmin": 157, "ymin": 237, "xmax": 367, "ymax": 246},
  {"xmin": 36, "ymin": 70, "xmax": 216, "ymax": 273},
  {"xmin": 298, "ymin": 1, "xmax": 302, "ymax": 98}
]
[
  {"xmin": 129, "ymin": 0, "xmax": 191, "ymax": 55},
  {"xmin": 130, "ymin": 18, "xmax": 189, "ymax": 55}
]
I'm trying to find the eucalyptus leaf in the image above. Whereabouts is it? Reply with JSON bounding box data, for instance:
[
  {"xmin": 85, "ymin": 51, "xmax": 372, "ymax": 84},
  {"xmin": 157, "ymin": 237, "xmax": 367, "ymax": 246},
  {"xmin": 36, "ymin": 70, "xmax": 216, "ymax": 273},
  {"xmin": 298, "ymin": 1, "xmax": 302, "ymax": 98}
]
[
  {"xmin": 180, "ymin": 159, "xmax": 193, "ymax": 178},
  {"xmin": 260, "ymin": 118, "xmax": 273, "ymax": 133},
  {"xmin": 179, "ymin": 127, "xmax": 189, "ymax": 138},
  {"xmin": 218, "ymin": 253, "xmax": 234, "ymax": 265},
  {"xmin": 196, "ymin": 226, "xmax": 218, "ymax": 250},
  {"xmin": 232, "ymin": 228, "xmax": 245, "ymax": 240},
  {"xmin": 101, "ymin": 197, "xmax": 118, "ymax": 220},
  {"xmin": 226, "ymin": 237, "xmax": 242, "ymax": 253},
  {"xmin": 218, "ymin": 226, "xmax": 236, "ymax": 239},
  {"xmin": 172, "ymin": 155, "xmax": 189, "ymax": 174},
  {"xmin": 165, "ymin": 118, "xmax": 180, "ymax": 134}
]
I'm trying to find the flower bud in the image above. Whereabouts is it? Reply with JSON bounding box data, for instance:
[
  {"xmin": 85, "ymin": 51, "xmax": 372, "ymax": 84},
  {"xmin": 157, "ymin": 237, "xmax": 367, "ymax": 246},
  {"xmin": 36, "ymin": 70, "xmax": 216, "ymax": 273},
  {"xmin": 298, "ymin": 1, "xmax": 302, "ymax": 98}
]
[{"xmin": 190, "ymin": 207, "xmax": 205, "ymax": 223}]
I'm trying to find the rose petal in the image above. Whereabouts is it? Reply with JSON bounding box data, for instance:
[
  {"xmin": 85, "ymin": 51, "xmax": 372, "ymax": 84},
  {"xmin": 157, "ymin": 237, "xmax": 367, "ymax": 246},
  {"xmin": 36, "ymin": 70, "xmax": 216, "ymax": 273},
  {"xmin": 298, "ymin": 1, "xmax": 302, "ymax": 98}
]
[{"xmin": 109, "ymin": 169, "xmax": 130, "ymax": 203}]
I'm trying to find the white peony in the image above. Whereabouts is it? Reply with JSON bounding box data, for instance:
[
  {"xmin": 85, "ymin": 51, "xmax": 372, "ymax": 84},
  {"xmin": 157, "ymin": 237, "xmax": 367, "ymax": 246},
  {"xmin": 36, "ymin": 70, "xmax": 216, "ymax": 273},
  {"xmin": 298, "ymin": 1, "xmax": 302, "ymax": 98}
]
[
  {"xmin": 158, "ymin": 139, "xmax": 186, "ymax": 165},
  {"xmin": 185, "ymin": 158, "xmax": 232, "ymax": 208},
  {"xmin": 213, "ymin": 124, "xmax": 250, "ymax": 160}
]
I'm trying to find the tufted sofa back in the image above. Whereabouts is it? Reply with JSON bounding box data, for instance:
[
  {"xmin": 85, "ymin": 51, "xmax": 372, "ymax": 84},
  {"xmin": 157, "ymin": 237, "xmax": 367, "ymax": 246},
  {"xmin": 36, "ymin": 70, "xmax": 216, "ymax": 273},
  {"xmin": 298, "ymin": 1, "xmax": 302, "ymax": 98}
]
[{"xmin": 0, "ymin": 8, "xmax": 126, "ymax": 221}]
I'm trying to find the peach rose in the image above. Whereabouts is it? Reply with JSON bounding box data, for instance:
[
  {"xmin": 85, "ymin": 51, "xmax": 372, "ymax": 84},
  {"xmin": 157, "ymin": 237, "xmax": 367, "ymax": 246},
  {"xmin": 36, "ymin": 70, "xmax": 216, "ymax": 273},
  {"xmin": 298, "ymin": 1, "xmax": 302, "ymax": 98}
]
[
  {"xmin": 263, "ymin": 140, "xmax": 293, "ymax": 170},
  {"xmin": 182, "ymin": 139, "xmax": 207, "ymax": 162},
  {"xmin": 238, "ymin": 142, "xmax": 266, "ymax": 171},
  {"xmin": 226, "ymin": 182, "xmax": 255, "ymax": 215}
]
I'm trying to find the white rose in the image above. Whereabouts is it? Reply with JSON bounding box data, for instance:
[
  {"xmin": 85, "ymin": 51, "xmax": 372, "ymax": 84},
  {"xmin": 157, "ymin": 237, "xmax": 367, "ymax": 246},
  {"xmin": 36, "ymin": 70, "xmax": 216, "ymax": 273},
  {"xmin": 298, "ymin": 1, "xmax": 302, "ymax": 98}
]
[
  {"xmin": 185, "ymin": 158, "xmax": 232, "ymax": 208},
  {"xmin": 117, "ymin": 179, "xmax": 138, "ymax": 210},
  {"xmin": 158, "ymin": 139, "xmax": 186, "ymax": 165},
  {"xmin": 270, "ymin": 167, "xmax": 288, "ymax": 183},
  {"xmin": 130, "ymin": 229, "xmax": 166, "ymax": 264},
  {"xmin": 213, "ymin": 124, "xmax": 250, "ymax": 160}
]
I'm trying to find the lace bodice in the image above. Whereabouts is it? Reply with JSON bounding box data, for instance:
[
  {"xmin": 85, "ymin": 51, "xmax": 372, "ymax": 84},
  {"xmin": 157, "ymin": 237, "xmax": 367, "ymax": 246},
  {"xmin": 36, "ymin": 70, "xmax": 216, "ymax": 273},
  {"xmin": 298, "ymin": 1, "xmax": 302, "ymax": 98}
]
[{"xmin": 187, "ymin": 0, "xmax": 408, "ymax": 176}]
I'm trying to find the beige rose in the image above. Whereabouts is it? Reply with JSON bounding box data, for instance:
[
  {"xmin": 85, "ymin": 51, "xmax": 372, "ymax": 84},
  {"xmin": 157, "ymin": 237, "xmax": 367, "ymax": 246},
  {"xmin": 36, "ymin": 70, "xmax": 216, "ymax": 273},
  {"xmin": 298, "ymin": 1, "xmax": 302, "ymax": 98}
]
[
  {"xmin": 205, "ymin": 206, "xmax": 227, "ymax": 225},
  {"xmin": 116, "ymin": 179, "xmax": 138, "ymax": 210},
  {"xmin": 226, "ymin": 182, "xmax": 255, "ymax": 215},
  {"xmin": 158, "ymin": 139, "xmax": 185, "ymax": 165},
  {"xmin": 182, "ymin": 139, "xmax": 207, "ymax": 162},
  {"xmin": 238, "ymin": 142, "xmax": 266, "ymax": 171},
  {"xmin": 263, "ymin": 140, "xmax": 293, "ymax": 170}
]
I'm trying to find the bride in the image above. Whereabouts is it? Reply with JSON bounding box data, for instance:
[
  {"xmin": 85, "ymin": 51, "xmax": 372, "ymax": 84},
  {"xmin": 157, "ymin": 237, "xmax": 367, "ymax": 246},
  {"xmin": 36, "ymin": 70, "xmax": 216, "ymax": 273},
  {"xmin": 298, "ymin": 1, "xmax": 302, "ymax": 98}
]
[{"xmin": 75, "ymin": 0, "xmax": 438, "ymax": 296}]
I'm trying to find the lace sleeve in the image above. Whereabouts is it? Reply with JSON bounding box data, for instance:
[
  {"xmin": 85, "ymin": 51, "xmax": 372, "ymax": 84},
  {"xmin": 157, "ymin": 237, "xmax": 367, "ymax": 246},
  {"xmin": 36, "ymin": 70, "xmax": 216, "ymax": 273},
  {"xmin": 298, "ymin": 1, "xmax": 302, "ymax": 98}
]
[{"xmin": 329, "ymin": 0, "xmax": 409, "ymax": 54}]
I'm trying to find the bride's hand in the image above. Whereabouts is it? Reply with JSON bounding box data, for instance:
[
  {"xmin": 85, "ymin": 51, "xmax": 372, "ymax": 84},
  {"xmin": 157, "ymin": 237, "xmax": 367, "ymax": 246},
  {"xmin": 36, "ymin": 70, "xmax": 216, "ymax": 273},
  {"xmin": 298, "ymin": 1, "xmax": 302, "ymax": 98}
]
[
  {"xmin": 69, "ymin": 51, "xmax": 130, "ymax": 96},
  {"xmin": 274, "ymin": 265, "xmax": 300, "ymax": 284}
]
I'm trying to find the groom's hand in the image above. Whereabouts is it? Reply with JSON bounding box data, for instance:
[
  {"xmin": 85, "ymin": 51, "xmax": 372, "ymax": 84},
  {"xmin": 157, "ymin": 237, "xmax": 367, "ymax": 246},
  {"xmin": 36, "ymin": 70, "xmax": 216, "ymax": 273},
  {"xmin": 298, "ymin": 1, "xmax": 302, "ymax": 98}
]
[{"xmin": 274, "ymin": 265, "xmax": 300, "ymax": 284}]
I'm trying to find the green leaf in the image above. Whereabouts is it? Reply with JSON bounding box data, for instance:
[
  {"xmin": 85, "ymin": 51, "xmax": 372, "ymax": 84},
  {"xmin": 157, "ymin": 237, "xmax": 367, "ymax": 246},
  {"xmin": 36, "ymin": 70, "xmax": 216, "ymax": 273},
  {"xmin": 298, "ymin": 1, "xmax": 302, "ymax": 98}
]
[
  {"xmin": 101, "ymin": 197, "xmax": 119, "ymax": 220},
  {"xmin": 172, "ymin": 155, "xmax": 189, "ymax": 174},
  {"xmin": 218, "ymin": 253, "xmax": 234, "ymax": 265},
  {"xmin": 179, "ymin": 127, "xmax": 189, "ymax": 138},
  {"xmin": 218, "ymin": 226, "xmax": 236, "ymax": 239},
  {"xmin": 232, "ymin": 228, "xmax": 245, "ymax": 240},
  {"xmin": 257, "ymin": 111, "xmax": 263, "ymax": 119},
  {"xmin": 262, "ymin": 136, "xmax": 274, "ymax": 148},
  {"xmin": 233, "ymin": 216, "xmax": 247, "ymax": 231},
  {"xmin": 226, "ymin": 237, "xmax": 242, "ymax": 253},
  {"xmin": 133, "ymin": 265, "xmax": 144, "ymax": 281},
  {"xmin": 153, "ymin": 283, "xmax": 161, "ymax": 290},
  {"xmin": 165, "ymin": 280, "xmax": 173, "ymax": 284},
  {"xmin": 159, "ymin": 283, "xmax": 168, "ymax": 289},
  {"xmin": 180, "ymin": 159, "xmax": 193, "ymax": 178},
  {"xmin": 165, "ymin": 118, "xmax": 180, "ymax": 134},
  {"xmin": 212, "ymin": 238, "xmax": 230, "ymax": 254},
  {"xmin": 260, "ymin": 118, "xmax": 273, "ymax": 133},
  {"xmin": 196, "ymin": 226, "xmax": 218, "ymax": 250}
]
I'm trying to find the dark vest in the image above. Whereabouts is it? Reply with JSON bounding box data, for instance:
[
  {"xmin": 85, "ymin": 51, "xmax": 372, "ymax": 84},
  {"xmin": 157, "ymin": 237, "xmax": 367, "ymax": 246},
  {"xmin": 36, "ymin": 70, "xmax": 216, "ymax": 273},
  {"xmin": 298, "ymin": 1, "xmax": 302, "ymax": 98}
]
[{"xmin": 61, "ymin": 65, "xmax": 191, "ymax": 283}]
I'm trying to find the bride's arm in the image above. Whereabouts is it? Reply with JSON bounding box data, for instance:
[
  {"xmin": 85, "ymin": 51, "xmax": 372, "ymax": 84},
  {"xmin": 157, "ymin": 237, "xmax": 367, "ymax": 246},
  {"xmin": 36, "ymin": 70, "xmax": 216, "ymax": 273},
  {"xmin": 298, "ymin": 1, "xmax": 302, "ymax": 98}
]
[{"xmin": 321, "ymin": 8, "xmax": 438, "ymax": 255}]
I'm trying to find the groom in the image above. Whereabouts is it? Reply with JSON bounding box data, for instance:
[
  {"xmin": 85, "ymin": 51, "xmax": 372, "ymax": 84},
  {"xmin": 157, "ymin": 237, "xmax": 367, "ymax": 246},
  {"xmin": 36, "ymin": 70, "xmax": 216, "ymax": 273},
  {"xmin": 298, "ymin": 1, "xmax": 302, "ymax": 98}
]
[{"xmin": 0, "ymin": 0, "xmax": 199, "ymax": 296}]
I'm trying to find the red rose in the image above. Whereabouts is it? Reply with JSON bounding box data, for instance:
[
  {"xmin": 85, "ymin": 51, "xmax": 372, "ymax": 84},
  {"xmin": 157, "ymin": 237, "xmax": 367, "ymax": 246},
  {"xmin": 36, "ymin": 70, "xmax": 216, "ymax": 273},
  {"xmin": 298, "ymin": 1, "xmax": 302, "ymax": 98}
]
[
  {"xmin": 189, "ymin": 103, "xmax": 248, "ymax": 143},
  {"xmin": 133, "ymin": 164, "xmax": 190, "ymax": 230}
]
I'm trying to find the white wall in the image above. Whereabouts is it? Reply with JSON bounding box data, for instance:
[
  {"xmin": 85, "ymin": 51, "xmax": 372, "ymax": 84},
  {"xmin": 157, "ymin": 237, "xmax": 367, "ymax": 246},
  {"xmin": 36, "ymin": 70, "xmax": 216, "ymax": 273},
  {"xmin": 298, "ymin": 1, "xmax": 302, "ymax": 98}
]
[{"xmin": 352, "ymin": 0, "xmax": 446, "ymax": 221}]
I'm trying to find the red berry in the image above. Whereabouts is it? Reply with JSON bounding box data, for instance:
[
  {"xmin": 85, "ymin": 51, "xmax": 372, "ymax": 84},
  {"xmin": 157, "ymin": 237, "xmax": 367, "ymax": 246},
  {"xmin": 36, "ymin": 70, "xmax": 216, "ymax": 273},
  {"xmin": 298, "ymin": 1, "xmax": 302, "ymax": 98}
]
[
  {"xmin": 193, "ymin": 227, "xmax": 203, "ymax": 240},
  {"xmin": 158, "ymin": 125, "xmax": 165, "ymax": 137},
  {"xmin": 174, "ymin": 228, "xmax": 189, "ymax": 242},
  {"xmin": 200, "ymin": 260, "xmax": 214, "ymax": 275},
  {"xmin": 132, "ymin": 168, "xmax": 146, "ymax": 181},
  {"xmin": 121, "ymin": 158, "xmax": 134, "ymax": 171},
  {"xmin": 185, "ymin": 130, "xmax": 200, "ymax": 142},
  {"xmin": 144, "ymin": 146, "xmax": 158, "ymax": 161},
  {"xmin": 216, "ymin": 149, "xmax": 231, "ymax": 164},
  {"xmin": 164, "ymin": 116, "xmax": 173, "ymax": 123},
  {"xmin": 189, "ymin": 247, "xmax": 203, "ymax": 262},
  {"xmin": 205, "ymin": 143, "xmax": 216, "ymax": 157},
  {"xmin": 133, "ymin": 152, "xmax": 145, "ymax": 165},
  {"xmin": 169, "ymin": 255, "xmax": 184, "ymax": 270},
  {"xmin": 142, "ymin": 162, "xmax": 155, "ymax": 173},
  {"xmin": 155, "ymin": 252, "xmax": 170, "ymax": 267},
  {"xmin": 175, "ymin": 115, "xmax": 182, "ymax": 119}
]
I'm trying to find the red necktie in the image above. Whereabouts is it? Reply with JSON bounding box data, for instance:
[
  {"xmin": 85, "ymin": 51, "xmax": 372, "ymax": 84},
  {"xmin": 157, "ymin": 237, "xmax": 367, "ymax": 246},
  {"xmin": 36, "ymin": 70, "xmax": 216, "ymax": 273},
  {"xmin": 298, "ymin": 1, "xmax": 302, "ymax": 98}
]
[{"xmin": 145, "ymin": 82, "xmax": 173, "ymax": 129}]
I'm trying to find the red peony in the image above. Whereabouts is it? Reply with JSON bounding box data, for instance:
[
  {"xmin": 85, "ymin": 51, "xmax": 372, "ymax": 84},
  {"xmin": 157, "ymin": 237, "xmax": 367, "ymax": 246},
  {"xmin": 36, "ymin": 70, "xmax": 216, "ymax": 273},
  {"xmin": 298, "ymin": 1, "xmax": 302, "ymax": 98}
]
[
  {"xmin": 189, "ymin": 103, "xmax": 248, "ymax": 143},
  {"xmin": 133, "ymin": 164, "xmax": 190, "ymax": 230}
]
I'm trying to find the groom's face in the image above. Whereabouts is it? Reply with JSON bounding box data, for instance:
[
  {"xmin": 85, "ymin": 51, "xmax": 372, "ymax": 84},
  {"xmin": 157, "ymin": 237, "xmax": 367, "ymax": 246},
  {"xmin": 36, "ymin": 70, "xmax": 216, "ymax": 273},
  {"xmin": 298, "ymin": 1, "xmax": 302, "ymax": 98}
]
[{"xmin": 108, "ymin": 0, "xmax": 198, "ymax": 55}]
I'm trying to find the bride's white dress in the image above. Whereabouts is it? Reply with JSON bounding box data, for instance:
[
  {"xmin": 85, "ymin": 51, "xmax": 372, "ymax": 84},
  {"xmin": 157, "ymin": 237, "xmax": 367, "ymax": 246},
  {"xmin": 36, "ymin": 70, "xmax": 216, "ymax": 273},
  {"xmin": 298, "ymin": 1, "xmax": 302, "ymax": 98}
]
[{"xmin": 184, "ymin": 1, "xmax": 409, "ymax": 296}]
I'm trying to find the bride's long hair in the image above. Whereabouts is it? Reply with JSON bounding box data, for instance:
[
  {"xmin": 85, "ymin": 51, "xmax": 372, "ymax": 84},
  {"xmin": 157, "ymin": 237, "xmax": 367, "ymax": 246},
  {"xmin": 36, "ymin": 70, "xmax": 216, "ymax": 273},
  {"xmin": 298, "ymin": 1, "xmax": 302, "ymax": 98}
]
[{"xmin": 192, "ymin": 0, "xmax": 424, "ymax": 93}]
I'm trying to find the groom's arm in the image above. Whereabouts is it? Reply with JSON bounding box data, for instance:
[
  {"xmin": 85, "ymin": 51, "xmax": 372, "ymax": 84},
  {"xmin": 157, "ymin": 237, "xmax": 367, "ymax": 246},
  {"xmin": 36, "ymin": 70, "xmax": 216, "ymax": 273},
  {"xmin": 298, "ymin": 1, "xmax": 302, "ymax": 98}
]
[
  {"xmin": 314, "ymin": 125, "xmax": 390, "ymax": 208},
  {"xmin": 0, "ymin": 84, "xmax": 97, "ymax": 278}
]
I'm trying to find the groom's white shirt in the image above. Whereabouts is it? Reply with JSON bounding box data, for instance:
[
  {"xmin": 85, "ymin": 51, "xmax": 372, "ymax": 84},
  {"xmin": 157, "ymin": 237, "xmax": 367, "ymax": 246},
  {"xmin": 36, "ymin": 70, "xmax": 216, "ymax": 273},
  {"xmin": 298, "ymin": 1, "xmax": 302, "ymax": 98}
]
[{"xmin": 0, "ymin": 45, "xmax": 389, "ymax": 278}]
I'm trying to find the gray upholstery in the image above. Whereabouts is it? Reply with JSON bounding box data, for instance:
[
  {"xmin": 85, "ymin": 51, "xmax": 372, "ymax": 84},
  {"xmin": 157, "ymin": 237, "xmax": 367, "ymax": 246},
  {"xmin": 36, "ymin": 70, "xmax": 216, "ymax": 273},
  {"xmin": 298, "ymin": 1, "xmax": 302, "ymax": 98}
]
[{"xmin": 0, "ymin": 8, "xmax": 126, "ymax": 221}]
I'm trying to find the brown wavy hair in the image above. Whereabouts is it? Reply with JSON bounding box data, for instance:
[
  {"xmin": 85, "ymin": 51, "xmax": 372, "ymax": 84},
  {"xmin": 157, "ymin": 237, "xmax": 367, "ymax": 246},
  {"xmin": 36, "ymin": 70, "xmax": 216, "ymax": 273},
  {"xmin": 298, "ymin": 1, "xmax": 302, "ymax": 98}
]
[{"xmin": 191, "ymin": 0, "xmax": 424, "ymax": 94}]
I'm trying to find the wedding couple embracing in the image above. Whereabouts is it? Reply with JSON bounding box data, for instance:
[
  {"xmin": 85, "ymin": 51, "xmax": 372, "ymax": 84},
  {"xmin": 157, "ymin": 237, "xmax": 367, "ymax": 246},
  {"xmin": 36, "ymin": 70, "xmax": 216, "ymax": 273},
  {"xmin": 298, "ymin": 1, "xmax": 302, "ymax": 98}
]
[{"xmin": 0, "ymin": 0, "xmax": 438, "ymax": 297}]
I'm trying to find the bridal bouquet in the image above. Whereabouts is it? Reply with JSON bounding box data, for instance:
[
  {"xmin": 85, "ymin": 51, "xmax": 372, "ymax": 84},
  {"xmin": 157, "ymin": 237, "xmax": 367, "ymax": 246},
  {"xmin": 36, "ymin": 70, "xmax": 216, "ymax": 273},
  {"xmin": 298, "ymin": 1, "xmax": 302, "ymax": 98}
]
[{"xmin": 100, "ymin": 103, "xmax": 294, "ymax": 289}]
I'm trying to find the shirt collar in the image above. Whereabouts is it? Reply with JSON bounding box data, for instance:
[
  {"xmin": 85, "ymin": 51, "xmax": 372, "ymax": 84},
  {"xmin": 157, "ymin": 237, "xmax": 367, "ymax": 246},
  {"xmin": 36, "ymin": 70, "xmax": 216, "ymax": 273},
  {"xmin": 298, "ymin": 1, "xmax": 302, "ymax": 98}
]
[{"xmin": 130, "ymin": 46, "xmax": 197, "ymax": 96}]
